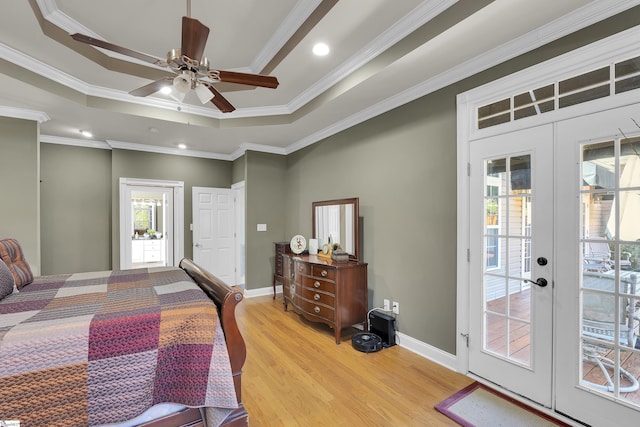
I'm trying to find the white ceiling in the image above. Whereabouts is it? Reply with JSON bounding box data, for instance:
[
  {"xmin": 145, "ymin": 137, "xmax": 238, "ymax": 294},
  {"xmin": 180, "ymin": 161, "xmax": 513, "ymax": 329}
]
[{"xmin": 0, "ymin": 0, "xmax": 637, "ymax": 160}]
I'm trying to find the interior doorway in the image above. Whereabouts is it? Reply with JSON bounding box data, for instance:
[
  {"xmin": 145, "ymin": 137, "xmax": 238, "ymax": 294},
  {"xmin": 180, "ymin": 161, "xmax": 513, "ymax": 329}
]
[{"xmin": 119, "ymin": 178, "xmax": 184, "ymax": 270}]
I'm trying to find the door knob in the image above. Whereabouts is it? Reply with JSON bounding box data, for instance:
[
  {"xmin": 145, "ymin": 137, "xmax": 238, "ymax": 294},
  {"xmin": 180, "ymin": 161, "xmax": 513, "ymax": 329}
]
[
  {"xmin": 194, "ymin": 243, "xmax": 201, "ymax": 248},
  {"xmin": 525, "ymin": 277, "xmax": 548, "ymax": 287}
]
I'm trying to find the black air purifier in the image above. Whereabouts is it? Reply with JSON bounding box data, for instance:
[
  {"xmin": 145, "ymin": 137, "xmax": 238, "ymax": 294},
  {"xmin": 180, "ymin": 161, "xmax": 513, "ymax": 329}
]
[{"xmin": 369, "ymin": 311, "xmax": 396, "ymax": 348}]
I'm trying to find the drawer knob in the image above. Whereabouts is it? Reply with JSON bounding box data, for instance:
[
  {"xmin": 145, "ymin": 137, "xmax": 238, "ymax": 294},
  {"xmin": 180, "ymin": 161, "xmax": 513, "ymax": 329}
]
[
  {"xmin": 314, "ymin": 306, "xmax": 320, "ymax": 314},
  {"xmin": 314, "ymin": 281, "xmax": 321, "ymax": 288},
  {"xmin": 321, "ymin": 270, "xmax": 328, "ymax": 277},
  {"xmin": 314, "ymin": 293, "xmax": 320, "ymax": 301},
  {"xmin": 299, "ymin": 266, "xmax": 304, "ymax": 272}
]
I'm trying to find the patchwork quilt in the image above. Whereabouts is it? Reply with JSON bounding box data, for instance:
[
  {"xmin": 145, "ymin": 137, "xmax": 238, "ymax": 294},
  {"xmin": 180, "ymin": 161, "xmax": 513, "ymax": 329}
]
[{"xmin": 0, "ymin": 267, "xmax": 238, "ymax": 426}]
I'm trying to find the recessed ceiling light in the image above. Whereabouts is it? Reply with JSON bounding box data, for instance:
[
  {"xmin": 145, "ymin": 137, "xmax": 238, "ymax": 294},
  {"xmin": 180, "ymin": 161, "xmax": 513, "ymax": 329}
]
[
  {"xmin": 160, "ymin": 86, "xmax": 172, "ymax": 95},
  {"xmin": 312, "ymin": 43, "xmax": 330, "ymax": 56},
  {"xmin": 178, "ymin": 143, "xmax": 187, "ymax": 149},
  {"xmin": 80, "ymin": 130, "xmax": 93, "ymax": 138}
]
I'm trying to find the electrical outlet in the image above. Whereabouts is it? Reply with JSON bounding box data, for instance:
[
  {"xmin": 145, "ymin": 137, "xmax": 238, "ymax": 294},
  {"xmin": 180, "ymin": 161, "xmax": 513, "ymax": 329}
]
[
  {"xmin": 392, "ymin": 301, "xmax": 400, "ymax": 315},
  {"xmin": 383, "ymin": 299, "xmax": 390, "ymax": 311}
]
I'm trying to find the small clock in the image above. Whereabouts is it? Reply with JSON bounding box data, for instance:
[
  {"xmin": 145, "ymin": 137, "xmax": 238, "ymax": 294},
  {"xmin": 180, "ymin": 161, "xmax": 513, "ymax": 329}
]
[{"xmin": 322, "ymin": 243, "xmax": 330, "ymax": 255}]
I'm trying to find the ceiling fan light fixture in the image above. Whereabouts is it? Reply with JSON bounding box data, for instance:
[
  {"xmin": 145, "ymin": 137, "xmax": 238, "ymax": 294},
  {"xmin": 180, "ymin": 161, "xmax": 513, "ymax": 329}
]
[
  {"xmin": 195, "ymin": 83, "xmax": 214, "ymax": 104},
  {"xmin": 169, "ymin": 89, "xmax": 187, "ymax": 103},
  {"xmin": 173, "ymin": 72, "xmax": 192, "ymax": 93},
  {"xmin": 160, "ymin": 86, "xmax": 172, "ymax": 95}
]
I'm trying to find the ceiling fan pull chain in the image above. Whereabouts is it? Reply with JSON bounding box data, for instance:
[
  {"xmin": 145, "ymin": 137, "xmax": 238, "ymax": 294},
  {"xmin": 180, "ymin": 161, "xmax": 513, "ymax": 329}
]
[{"xmin": 186, "ymin": 0, "xmax": 191, "ymax": 18}]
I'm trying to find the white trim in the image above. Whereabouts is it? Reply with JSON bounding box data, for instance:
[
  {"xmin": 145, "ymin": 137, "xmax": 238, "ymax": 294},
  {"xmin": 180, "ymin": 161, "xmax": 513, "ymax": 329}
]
[
  {"xmin": 41, "ymin": 135, "xmax": 111, "ymax": 150},
  {"xmin": 461, "ymin": 24, "xmax": 640, "ymax": 142},
  {"xmin": 396, "ymin": 331, "xmax": 458, "ymax": 372},
  {"xmin": 107, "ymin": 140, "xmax": 232, "ymax": 161},
  {"xmin": 245, "ymin": 286, "xmax": 280, "ymax": 299},
  {"xmin": 119, "ymin": 178, "xmax": 184, "ymax": 269},
  {"xmin": 285, "ymin": 1, "xmax": 640, "ymax": 155},
  {"xmin": 0, "ymin": 106, "xmax": 49, "ymax": 123}
]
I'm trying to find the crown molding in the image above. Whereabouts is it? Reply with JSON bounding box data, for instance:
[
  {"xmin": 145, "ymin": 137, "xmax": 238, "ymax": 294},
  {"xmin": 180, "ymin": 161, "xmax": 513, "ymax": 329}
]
[
  {"xmin": 0, "ymin": 106, "xmax": 49, "ymax": 123},
  {"xmin": 285, "ymin": 0, "xmax": 640, "ymax": 154},
  {"xmin": 40, "ymin": 134, "xmax": 111, "ymax": 149},
  {"xmin": 287, "ymin": 0, "xmax": 457, "ymax": 112},
  {"xmin": 106, "ymin": 140, "xmax": 233, "ymax": 161},
  {"xmin": 230, "ymin": 142, "xmax": 287, "ymax": 160}
]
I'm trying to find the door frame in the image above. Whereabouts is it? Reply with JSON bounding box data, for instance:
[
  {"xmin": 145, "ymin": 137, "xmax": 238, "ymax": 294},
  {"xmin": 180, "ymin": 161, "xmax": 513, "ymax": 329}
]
[
  {"xmin": 232, "ymin": 181, "xmax": 246, "ymax": 287},
  {"xmin": 456, "ymin": 23, "xmax": 640, "ymax": 422},
  {"xmin": 119, "ymin": 178, "xmax": 184, "ymax": 269}
]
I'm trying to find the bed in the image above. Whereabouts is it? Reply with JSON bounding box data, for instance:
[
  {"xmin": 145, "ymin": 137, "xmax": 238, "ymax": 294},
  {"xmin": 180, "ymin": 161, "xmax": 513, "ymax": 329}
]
[{"xmin": 0, "ymin": 252, "xmax": 249, "ymax": 427}]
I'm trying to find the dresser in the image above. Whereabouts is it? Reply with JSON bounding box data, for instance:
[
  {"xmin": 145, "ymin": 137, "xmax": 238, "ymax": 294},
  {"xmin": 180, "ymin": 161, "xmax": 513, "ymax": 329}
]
[
  {"xmin": 273, "ymin": 242, "xmax": 292, "ymax": 299},
  {"xmin": 282, "ymin": 254, "xmax": 368, "ymax": 344}
]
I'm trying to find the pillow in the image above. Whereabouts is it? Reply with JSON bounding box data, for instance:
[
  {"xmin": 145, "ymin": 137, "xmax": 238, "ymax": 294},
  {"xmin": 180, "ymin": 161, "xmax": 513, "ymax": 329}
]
[
  {"xmin": 0, "ymin": 238, "xmax": 34, "ymax": 289},
  {"xmin": 0, "ymin": 258, "xmax": 15, "ymax": 299}
]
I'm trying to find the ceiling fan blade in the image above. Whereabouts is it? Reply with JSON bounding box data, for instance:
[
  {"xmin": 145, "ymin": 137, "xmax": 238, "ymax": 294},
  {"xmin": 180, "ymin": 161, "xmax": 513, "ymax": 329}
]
[
  {"xmin": 207, "ymin": 86, "xmax": 236, "ymax": 113},
  {"xmin": 182, "ymin": 16, "xmax": 210, "ymax": 62},
  {"xmin": 216, "ymin": 70, "xmax": 279, "ymax": 89},
  {"xmin": 71, "ymin": 33, "xmax": 163, "ymax": 65},
  {"xmin": 129, "ymin": 78, "xmax": 173, "ymax": 97}
]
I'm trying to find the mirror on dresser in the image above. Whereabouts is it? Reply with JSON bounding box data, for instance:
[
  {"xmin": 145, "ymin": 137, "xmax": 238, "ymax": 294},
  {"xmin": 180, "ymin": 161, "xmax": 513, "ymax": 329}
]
[{"xmin": 312, "ymin": 197, "xmax": 360, "ymax": 261}]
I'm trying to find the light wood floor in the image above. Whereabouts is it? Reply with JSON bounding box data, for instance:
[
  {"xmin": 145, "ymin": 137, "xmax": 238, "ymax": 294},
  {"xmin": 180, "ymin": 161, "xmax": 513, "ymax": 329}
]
[{"xmin": 236, "ymin": 295, "xmax": 472, "ymax": 427}]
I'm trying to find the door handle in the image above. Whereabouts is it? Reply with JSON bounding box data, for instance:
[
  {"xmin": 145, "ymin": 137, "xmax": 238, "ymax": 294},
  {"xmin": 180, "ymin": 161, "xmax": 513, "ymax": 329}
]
[
  {"xmin": 525, "ymin": 277, "xmax": 548, "ymax": 287},
  {"xmin": 194, "ymin": 243, "xmax": 201, "ymax": 248}
]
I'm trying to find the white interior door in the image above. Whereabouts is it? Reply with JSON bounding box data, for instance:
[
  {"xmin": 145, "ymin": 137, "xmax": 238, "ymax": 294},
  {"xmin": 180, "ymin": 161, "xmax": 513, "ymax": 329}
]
[
  {"xmin": 192, "ymin": 187, "xmax": 235, "ymax": 285},
  {"xmin": 555, "ymin": 103, "xmax": 640, "ymax": 425},
  {"xmin": 469, "ymin": 124, "xmax": 554, "ymax": 407}
]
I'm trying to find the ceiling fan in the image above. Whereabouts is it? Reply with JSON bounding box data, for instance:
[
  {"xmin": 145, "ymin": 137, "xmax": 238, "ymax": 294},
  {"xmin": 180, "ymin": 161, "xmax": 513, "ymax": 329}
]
[{"xmin": 70, "ymin": 3, "xmax": 279, "ymax": 113}]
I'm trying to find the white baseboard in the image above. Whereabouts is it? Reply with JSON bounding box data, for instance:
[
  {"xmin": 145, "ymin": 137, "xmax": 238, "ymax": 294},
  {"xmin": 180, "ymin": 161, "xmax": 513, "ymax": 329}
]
[
  {"xmin": 244, "ymin": 285, "xmax": 280, "ymax": 298},
  {"xmin": 395, "ymin": 331, "xmax": 458, "ymax": 372}
]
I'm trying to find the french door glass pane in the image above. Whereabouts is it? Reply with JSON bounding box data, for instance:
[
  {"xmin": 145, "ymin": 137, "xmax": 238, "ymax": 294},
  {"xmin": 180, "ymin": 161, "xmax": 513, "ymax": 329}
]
[
  {"xmin": 580, "ymin": 139, "xmax": 640, "ymax": 405},
  {"xmin": 483, "ymin": 155, "xmax": 532, "ymax": 367}
]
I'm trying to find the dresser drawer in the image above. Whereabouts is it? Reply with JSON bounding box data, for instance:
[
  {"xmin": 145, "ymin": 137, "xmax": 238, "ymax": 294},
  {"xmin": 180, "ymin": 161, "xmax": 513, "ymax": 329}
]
[
  {"xmin": 298, "ymin": 298, "xmax": 334, "ymax": 321},
  {"xmin": 300, "ymin": 287, "xmax": 335, "ymax": 307},
  {"xmin": 312, "ymin": 265, "xmax": 335, "ymax": 281},
  {"xmin": 295, "ymin": 261, "xmax": 310, "ymax": 275},
  {"xmin": 145, "ymin": 240, "xmax": 163, "ymax": 250},
  {"xmin": 302, "ymin": 277, "xmax": 335, "ymax": 294}
]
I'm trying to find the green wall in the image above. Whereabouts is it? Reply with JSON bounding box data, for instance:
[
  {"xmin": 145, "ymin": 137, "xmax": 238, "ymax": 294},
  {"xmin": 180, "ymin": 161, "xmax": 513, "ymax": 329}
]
[
  {"xmin": 40, "ymin": 144, "xmax": 111, "ymax": 274},
  {"xmin": 110, "ymin": 149, "xmax": 232, "ymax": 267},
  {"xmin": 0, "ymin": 117, "xmax": 40, "ymax": 274},
  {"xmin": 244, "ymin": 151, "xmax": 287, "ymax": 290},
  {"xmin": 232, "ymin": 155, "xmax": 246, "ymax": 185}
]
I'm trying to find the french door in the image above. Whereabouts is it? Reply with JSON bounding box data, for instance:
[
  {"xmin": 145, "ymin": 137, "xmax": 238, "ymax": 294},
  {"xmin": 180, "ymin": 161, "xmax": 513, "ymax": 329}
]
[
  {"xmin": 469, "ymin": 124, "xmax": 554, "ymax": 407},
  {"xmin": 555, "ymin": 103, "xmax": 640, "ymax": 425},
  {"xmin": 468, "ymin": 106, "xmax": 640, "ymax": 424}
]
